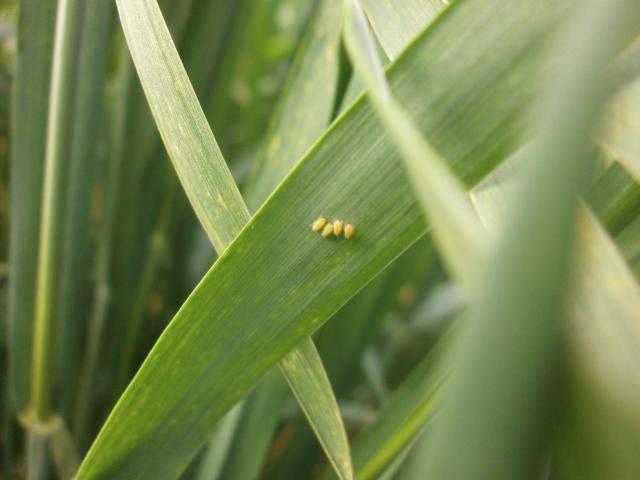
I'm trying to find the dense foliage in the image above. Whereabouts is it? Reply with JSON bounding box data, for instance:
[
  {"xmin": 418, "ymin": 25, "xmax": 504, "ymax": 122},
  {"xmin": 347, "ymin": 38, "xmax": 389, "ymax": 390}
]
[{"xmin": 1, "ymin": 0, "xmax": 639, "ymax": 479}]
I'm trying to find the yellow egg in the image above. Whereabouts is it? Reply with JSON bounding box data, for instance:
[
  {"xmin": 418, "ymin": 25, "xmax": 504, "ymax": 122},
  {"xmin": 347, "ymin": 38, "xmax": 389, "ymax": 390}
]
[
  {"xmin": 344, "ymin": 223, "xmax": 355, "ymax": 239},
  {"xmin": 333, "ymin": 219, "xmax": 344, "ymax": 236},
  {"xmin": 311, "ymin": 217, "xmax": 327, "ymax": 232},
  {"xmin": 321, "ymin": 223, "xmax": 334, "ymax": 238}
]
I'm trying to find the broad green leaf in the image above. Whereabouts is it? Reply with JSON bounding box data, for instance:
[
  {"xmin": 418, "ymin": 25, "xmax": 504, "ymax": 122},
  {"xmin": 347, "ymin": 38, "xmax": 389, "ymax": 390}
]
[
  {"xmin": 279, "ymin": 337, "xmax": 353, "ymax": 480},
  {"xmin": 8, "ymin": 0, "xmax": 56, "ymax": 414},
  {"xmin": 409, "ymin": 3, "xmax": 638, "ymax": 477},
  {"xmin": 101, "ymin": 1, "xmax": 352, "ymax": 478},
  {"xmin": 360, "ymin": 0, "xmax": 447, "ymax": 60},
  {"xmin": 343, "ymin": 0, "xmax": 487, "ymax": 287},
  {"xmin": 78, "ymin": 0, "xmax": 585, "ymax": 476}
]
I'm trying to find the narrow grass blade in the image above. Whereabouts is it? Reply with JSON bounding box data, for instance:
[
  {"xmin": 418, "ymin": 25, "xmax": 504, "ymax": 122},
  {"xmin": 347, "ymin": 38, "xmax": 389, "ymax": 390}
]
[
  {"xmin": 322, "ymin": 336, "xmax": 448, "ymax": 480},
  {"xmin": 8, "ymin": 0, "xmax": 56, "ymax": 415},
  {"xmin": 408, "ymin": 2, "xmax": 638, "ymax": 478},
  {"xmin": 204, "ymin": 0, "xmax": 315, "ymax": 162},
  {"xmin": 77, "ymin": 0, "xmax": 591, "ymax": 476},
  {"xmin": 245, "ymin": 0, "xmax": 344, "ymax": 210},
  {"xmin": 195, "ymin": 402, "xmax": 244, "ymax": 480},
  {"xmin": 106, "ymin": 2, "xmax": 352, "ymax": 478},
  {"xmin": 30, "ymin": 0, "xmax": 85, "ymax": 422},
  {"xmin": 589, "ymin": 162, "xmax": 640, "ymax": 235},
  {"xmin": 114, "ymin": 0, "xmax": 248, "ymax": 253},
  {"xmin": 360, "ymin": 0, "xmax": 447, "ymax": 60},
  {"xmin": 223, "ymin": 1, "xmax": 347, "ymax": 476},
  {"xmin": 342, "ymin": 0, "xmax": 488, "ymax": 287},
  {"xmin": 55, "ymin": 0, "xmax": 115, "ymax": 417},
  {"xmin": 279, "ymin": 337, "xmax": 353, "ymax": 480},
  {"xmin": 221, "ymin": 371, "xmax": 289, "ymax": 480},
  {"xmin": 599, "ymin": 77, "xmax": 640, "ymax": 183},
  {"xmin": 73, "ymin": 40, "xmax": 134, "ymax": 448},
  {"xmin": 616, "ymin": 213, "xmax": 640, "ymax": 278},
  {"xmin": 474, "ymin": 162, "xmax": 640, "ymax": 479}
]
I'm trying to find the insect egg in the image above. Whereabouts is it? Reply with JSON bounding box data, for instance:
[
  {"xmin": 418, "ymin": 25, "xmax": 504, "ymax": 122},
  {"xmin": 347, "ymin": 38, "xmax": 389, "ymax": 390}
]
[
  {"xmin": 321, "ymin": 223, "xmax": 334, "ymax": 238},
  {"xmin": 333, "ymin": 219, "xmax": 344, "ymax": 236},
  {"xmin": 311, "ymin": 217, "xmax": 327, "ymax": 232},
  {"xmin": 344, "ymin": 223, "xmax": 355, "ymax": 239}
]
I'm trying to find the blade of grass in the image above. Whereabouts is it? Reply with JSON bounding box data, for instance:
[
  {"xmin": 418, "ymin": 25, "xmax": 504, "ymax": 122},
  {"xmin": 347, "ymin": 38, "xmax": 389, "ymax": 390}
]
[
  {"xmin": 203, "ymin": 0, "xmax": 315, "ymax": 162},
  {"xmin": 279, "ymin": 337, "xmax": 353, "ymax": 480},
  {"xmin": 55, "ymin": 0, "xmax": 114, "ymax": 418},
  {"xmin": 325, "ymin": 337, "xmax": 448, "ymax": 480},
  {"xmin": 73, "ymin": 38, "xmax": 134, "ymax": 448},
  {"xmin": 245, "ymin": 0, "xmax": 344, "ymax": 210},
  {"xmin": 473, "ymin": 159, "xmax": 640, "ymax": 479},
  {"xmin": 27, "ymin": 0, "xmax": 84, "ymax": 431},
  {"xmin": 26, "ymin": 0, "xmax": 85, "ymax": 476},
  {"xmin": 8, "ymin": 0, "xmax": 56, "ymax": 416},
  {"xmin": 360, "ymin": 0, "xmax": 447, "ymax": 60},
  {"xmin": 221, "ymin": 2, "xmax": 347, "ymax": 477},
  {"xmin": 566, "ymin": 210, "xmax": 640, "ymax": 479},
  {"xmin": 616, "ymin": 213, "xmax": 640, "ymax": 278},
  {"xmin": 407, "ymin": 2, "xmax": 638, "ymax": 477},
  {"xmin": 342, "ymin": 0, "xmax": 488, "ymax": 287},
  {"xmin": 114, "ymin": 0, "xmax": 248, "ymax": 253},
  {"xmin": 77, "ymin": 0, "xmax": 592, "ymax": 476},
  {"xmin": 109, "ymin": 2, "xmax": 353, "ymax": 478},
  {"xmin": 335, "ymin": 155, "xmax": 640, "ymax": 480},
  {"xmin": 194, "ymin": 402, "xmax": 244, "ymax": 480},
  {"xmin": 588, "ymin": 162, "xmax": 640, "ymax": 235},
  {"xmin": 220, "ymin": 370, "xmax": 290, "ymax": 480},
  {"xmin": 599, "ymin": 77, "xmax": 640, "ymax": 183}
]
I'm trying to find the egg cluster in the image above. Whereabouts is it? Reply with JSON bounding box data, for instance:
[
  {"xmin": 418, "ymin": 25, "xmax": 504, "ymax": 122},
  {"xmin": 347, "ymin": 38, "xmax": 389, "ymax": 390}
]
[{"xmin": 311, "ymin": 217, "xmax": 355, "ymax": 239}]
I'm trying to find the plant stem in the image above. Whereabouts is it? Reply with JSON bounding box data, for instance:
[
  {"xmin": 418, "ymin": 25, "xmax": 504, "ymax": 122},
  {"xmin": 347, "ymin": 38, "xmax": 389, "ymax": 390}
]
[{"xmin": 30, "ymin": 0, "xmax": 84, "ymax": 423}]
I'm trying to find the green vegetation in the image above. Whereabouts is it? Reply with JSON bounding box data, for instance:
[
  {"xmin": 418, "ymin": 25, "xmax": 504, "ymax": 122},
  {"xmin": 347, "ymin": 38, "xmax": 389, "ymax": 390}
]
[{"xmin": 1, "ymin": 0, "xmax": 639, "ymax": 478}]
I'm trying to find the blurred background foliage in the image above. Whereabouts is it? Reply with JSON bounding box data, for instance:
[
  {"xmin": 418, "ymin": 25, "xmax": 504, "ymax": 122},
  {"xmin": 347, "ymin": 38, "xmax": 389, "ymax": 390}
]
[{"xmin": 1, "ymin": 0, "xmax": 640, "ymax": 479}]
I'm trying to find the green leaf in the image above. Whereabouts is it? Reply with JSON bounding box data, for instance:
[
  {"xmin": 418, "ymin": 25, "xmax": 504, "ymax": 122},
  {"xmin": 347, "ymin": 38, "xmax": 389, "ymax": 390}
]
[
  {"xmin": 245, "ymin": 0, "xmax": 344, "ymax": 211},
  {"xmin": 113, "ymin": 0, "xmax": 249, "ymax": 254},
  {"xmin": 474, "ymin": 162, "xmax": 640, "ymax": 479},
  {"xmin": 408, "ymin": 3, "xmax": 638, "ymax": 477},
  {"xmin": 55, "ymin": 0, "xmax": 115, "ymax": 417},
  {"xmin": 95, "ymin": 2, "xmax": 352, "ymax": 479},
  {"xmin": 77, "ymin": 0, "xmax": 584, "ymax": 476},
  {"xmin": 8, "ymin": 0, "xmax": 57, "ymax": 415},
  {"xmin": 194, "ymin": 402, "xmax": 244, "ymax": 480},
  {"xmin": 279, "ymin": 337, "xmax": 353, "ymax": 480},
  {"xmin": 324, "ymin": 336, "xmax": 448, "ymax": 480},
  {"xmin": 360, "ymin": 0, "xmax": 447, "ymax": 60},
  {"xmin": 222, "ymin": 2, "xmax": 348, "ymax": 477},
  {"xmin": 31, "ymin": 0, "xmax": 86, "ymax": 422},
  {"xmin": 343, "ymin": 0, "xmax": 487, "ymax": 286},
  {"xmin": 589, "ymin": 162, "xmax": 640, "ymax": 235},
  {"xmin": 599, "ymin": 77, "xmax": 640, "ymax": 183}
]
